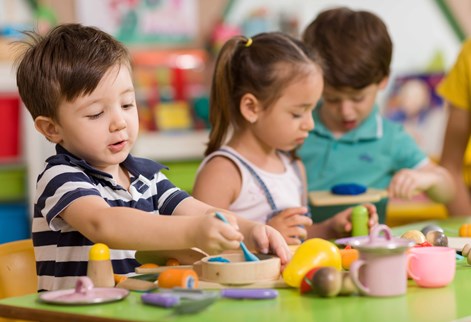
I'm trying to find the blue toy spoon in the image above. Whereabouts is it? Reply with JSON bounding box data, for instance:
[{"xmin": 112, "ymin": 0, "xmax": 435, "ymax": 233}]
[{"xmin": 215, "ymin": 212, "xmax": 259, "ymax": 262}]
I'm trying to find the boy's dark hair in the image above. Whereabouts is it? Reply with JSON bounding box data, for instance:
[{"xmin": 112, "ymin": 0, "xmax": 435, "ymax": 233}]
[
  {"xmin": 15, "ymin": 23, "xmax": 131, "ymax": 121},
  {"xmin": 303, "ymin": 7, "xmax": 392, "ymax": 89}
]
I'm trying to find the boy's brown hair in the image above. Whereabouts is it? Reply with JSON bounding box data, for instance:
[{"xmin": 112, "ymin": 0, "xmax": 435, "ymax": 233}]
[
  {"xmin": 15, "ymin": 23, "xmax": 131, "ymax": 121},
  {"xmin": 303, "ymin": 7, "xmax": 392, "ymax": 89}
]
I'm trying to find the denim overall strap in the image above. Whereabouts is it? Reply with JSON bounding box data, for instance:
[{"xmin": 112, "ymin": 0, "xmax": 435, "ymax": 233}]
[
  {"xmin": 290, "ymin": 158, "xmax": 312, "ymax": 218},
  {"xmin": 219, "ymin": 149, "xmax": 279, "ymax": 220}
]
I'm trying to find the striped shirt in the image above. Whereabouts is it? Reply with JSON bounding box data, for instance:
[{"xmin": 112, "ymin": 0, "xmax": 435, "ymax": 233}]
[{"xmin": 32, "ymin": 145, "xmax": 190, "ymax": 291}]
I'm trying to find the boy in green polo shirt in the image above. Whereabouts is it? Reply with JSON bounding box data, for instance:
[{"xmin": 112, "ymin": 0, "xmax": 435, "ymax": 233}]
[{"xmin": 299, "ymin": 7, "xmax": 454, "ymax": 223}]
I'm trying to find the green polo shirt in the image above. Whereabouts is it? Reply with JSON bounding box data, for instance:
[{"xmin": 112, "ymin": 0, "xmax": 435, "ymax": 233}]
[{"xmin": 299, "ymin": 105, "xmax": 427, "ymax": 223}]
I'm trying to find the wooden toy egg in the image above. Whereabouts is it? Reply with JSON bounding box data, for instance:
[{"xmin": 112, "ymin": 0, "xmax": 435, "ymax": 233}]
[
  {"xmin": 401, "ymin": 230, "xmax": 426, "ymax": 244},
  {"xmin": 462, "ymin": 244, "xmax": 471, "ymax": 265},
  {"xmin": 425, "ymin": 231, "xmax": 448, "ymax": 247},
  {"xmin": 462, "ymin": 243, "xmax": 471, "ymax": 257},
  {"xmin": 311, "ymin": 266, "xmax": 342, "ymax": 298}
]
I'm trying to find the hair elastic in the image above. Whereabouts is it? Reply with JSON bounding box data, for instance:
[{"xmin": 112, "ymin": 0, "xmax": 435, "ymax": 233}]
[{"xmin": 245, "ymin": 38, "xmax": 253, "ymax": 47}]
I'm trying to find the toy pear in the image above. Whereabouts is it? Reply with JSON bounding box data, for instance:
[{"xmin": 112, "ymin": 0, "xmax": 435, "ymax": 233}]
[{"xmin": 282, "ymin": 238, "xmax": 341, "ymax": 288}]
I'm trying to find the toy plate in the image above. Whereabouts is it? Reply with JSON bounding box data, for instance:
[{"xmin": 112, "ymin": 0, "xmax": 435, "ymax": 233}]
[
  {"xmin": 39, "ymin": 287, "xmax": 129, "ymax": 305},
  {"xmin": 334, "ymin": 236, "xmax": 369, "ymax": 246}
]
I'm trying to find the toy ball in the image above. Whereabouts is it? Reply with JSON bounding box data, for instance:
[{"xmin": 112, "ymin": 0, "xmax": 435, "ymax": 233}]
[
  {"xmin": 425, "ymin": 231, "xmax": 448, "ymax": 247},
  {"xmin": 421, "ymin": 224, "xmax": 444, "ymax": 236}
]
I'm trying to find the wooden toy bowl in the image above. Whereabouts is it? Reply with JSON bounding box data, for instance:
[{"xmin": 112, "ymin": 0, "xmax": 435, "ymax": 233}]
[{"xmin": 196, "ymin": 253, "xmax": 281, "ymax": 285}]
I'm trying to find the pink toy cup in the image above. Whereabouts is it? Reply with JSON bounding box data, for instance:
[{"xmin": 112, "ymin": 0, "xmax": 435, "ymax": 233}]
[
  {"xmin": 407, "ymin": 246, "xmax": 456, "ymax": 288},
  {"xmin": 349, "ymin": 224, "xmax": 414, "ymax": 297}
]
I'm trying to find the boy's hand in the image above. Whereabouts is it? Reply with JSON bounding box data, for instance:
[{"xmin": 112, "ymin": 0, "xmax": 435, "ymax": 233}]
[
  {"xmin": 191, "ymin": 212, "xmax": 243, "ymax": 255},
  {"xmin": 330, "ymin": 203, "xmax": 378, "ymax": 237},
  {"xmin": 267, "ymin": 207, "xmax": 313, "ymax": 245},
  {"xmin": 249, "ymin": 224, "xmax": 292, "ymax": 269},
  {"xmin": 388, "ymin": 169, "xmax": 432, "ymax": 199}
]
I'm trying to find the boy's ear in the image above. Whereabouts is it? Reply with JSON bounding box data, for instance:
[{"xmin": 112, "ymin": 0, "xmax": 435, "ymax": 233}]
[
  {"xmin": 240, "ymin": 93, "xmax": 261, "ymax": 124},
  {"xmin": 378, "ymin": 76, "xmax": 389, "ymax": 90},
  {"xmin": 34, "ymin": 116, "xmax": 62, "ymax": 143}
]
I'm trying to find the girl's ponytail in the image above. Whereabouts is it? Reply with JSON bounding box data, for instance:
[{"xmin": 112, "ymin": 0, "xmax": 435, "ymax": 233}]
[{"xmin": 205, "ymin": 36, "xmax": 246, "ymax": 156}]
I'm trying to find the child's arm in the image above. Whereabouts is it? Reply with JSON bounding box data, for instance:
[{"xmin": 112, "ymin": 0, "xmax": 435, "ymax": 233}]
[
  {"xmin": 181, "ymin": 197, "xmax": 292, "ymax": 265},
  {"xmin": 306, "ymin": 204, "xmax": 378, "ymax": 239},
  {"xmin": 388, "ymin": 162, "xmax": 454, "ymax": 203},
  {"xmin": 266, "ymin": 160, "xmax": 313, "ymax": 244},
  {"xmin": 60, "ymin": 195, "xmax": 243, "ymax": 254},
  {"xmin": 192, "ymin": 155, "xmax": 241, "ymax": 209},
  {"xmin": 193, "ymin": 156, "xmax": 291, "ymax": 263},
  {"xmin": 235, "ymin": 215, "xmax": 292, "ymax": 265},
  {"xmin": 439, "ymin": 105, "xmax": 471, "ymax": 216}
]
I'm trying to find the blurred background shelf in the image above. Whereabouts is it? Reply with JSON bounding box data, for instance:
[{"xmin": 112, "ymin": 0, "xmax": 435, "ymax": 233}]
[{"xmin": 133, "ymin": 130, "xmax": 209, "ymax": 162}]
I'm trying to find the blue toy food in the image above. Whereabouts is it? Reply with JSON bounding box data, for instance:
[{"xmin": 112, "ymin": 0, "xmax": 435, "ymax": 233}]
[{"xmin": 331, "ymin": 183, "xmax": 367, "ymax": 195}]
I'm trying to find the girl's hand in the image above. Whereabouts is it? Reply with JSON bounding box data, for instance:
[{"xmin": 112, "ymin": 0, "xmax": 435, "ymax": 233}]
[
  {"xmin": 330, "ymin": 203, "xmax": 378, "ymax": 238},
  {"xmin": 191, "ymin": 212, "xmax": 243, "ymax": 255},
  {"xmin": 249, "ymin": 224, "xmax": 292, "ymax": 270},
  {"xmin": 267, "ymin": 207, "xmax": 313, "ymax": 245}
]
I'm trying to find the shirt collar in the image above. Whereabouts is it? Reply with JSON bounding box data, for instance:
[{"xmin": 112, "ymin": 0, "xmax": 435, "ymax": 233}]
[
  {"xmin": 312, "ymin": 104, "xmax": 383, "ymax": 142},
  {"xmin": 52, "ymin": 144, "xmax": 167, "ymax": 180}
]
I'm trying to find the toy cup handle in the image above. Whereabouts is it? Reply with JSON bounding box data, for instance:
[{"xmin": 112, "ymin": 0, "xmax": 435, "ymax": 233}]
[
  {"xmin": 407, "ymin": 253, "xmax": 420, "ymax": 281},
  {"xmin": 349, "ymin": 259, "xmax": 370, "ymax": 295},
  {"xmin": 369, "ymin": 224, "xmax": 392, "ymax": 243}
]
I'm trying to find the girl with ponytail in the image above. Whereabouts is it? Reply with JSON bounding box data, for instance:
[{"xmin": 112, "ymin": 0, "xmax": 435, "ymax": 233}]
[{"xmin": 194, "ymin": 32, "xmax": 378, "ymax": 244}]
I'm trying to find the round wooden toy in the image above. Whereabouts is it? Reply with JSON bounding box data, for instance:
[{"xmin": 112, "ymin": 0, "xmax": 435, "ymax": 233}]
[
  {"xmin": 198, "ymin": 253, "xmax": 281, "ymax": 285},
  {"xmin": 135, "ymin": 248, "xmax": 207, "ymax": 266}
]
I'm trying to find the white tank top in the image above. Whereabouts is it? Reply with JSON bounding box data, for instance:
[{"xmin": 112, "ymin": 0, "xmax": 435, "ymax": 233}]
[{"xmin": 197, "ymin": 146, "xmax": 304, "ymax": 223}]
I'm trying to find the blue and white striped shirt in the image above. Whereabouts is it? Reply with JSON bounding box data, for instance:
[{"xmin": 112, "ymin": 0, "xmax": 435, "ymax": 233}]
[{"xmin": 32, "ymin": 145, "xmax": 190, "ymax": 291}]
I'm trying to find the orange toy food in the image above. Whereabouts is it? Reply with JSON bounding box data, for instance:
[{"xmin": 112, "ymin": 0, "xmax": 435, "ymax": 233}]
[
  {"xmin": 138, "ymin": 263, "xmax": 159, "ymax": 269},
  {"xmin": 460, "ymin": 224, "xmax": 471, "ymax": 237},
  {"xmin": 158, "ymin": 268, "xmax": 199, "ymax": 289},
  {"xmin": 113, "ymin": 274, "xmax": 128, "ymax": 285},
  {"xmin": 339, "ymin": 248, "xmax": 359, "ymax": 270},
  {"xmin": 165, "ymin": 258, "xmax": 180, "ymax": 266}
]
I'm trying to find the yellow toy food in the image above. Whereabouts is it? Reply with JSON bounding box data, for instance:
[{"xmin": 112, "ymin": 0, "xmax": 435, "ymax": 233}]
[
  {"xmin": 282, "ymin": 238, "xmax": 342, "ymax": 288},
  {"xmin": 89, "ymin": 243, "xmax": 111, "ymax": 261}
]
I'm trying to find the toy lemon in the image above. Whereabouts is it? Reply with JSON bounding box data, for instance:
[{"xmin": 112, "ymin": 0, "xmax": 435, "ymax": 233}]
[
  {"xmin": 282, "ymin": 238, "xmax": 342, "ymax": 288},
  {"xmin": 89, "ymin": 243, "xmax": 111, "ymax": 261}
]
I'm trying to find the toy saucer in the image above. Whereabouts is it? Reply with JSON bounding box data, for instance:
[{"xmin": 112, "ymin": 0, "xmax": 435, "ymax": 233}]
[
  {"xmin": 335, "ymin": 236, "xmax": 369, "ymax": 246},
  {"xmin": 39, "ymin": 276, "xmax": 129, "ymax": 305}
]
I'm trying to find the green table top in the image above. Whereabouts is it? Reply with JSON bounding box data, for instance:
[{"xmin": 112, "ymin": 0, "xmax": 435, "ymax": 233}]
[{"xmin": 2, "ymin": 218, "xmax": 471, "ymax": 322}]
